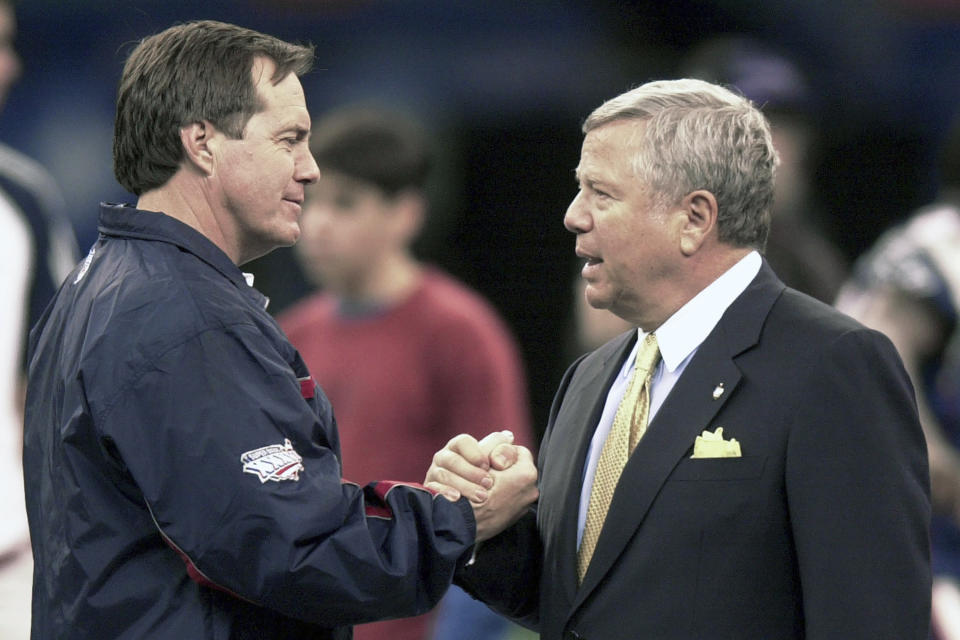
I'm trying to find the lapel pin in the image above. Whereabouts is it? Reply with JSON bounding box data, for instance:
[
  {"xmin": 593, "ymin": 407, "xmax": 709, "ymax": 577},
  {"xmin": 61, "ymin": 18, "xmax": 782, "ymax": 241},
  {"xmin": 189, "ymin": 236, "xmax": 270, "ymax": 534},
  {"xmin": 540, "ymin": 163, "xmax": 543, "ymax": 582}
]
[{"xmin": 712, "ymin": 383, "xmax": 725, "ymax": 400}]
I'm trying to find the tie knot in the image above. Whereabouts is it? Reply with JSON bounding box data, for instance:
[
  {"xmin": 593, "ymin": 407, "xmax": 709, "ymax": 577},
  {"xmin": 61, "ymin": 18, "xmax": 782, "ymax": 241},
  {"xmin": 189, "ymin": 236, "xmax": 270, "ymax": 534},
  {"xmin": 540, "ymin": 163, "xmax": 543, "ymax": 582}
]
[{"xmin": 635, "ymin": 333, "xmax": 661, "ymax": 379}]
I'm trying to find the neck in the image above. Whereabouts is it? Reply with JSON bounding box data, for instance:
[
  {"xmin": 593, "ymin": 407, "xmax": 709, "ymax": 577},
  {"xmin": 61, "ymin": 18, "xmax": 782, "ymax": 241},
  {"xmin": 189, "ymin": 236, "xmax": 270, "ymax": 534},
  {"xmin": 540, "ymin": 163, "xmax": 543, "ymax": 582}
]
[
  {"xmin": 338, "ymin": 252, "xmax": 423, "ymax": 307},
  {"xmin": 639, "ymin": 246, "xmax": 754, "ymax": 332},
  {"xmin": 137, "ymin": 175, "xmax": 239, "ymax": 263}
]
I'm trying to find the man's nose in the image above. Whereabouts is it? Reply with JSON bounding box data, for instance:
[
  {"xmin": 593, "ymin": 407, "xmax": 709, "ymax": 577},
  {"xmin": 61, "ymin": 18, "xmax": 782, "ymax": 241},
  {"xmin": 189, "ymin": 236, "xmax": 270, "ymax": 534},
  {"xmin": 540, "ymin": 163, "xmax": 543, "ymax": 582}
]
[
  {"xmin": 297, "ymin": 148, "xmax": 321, "ymax": 184},
  {"xmin": 563, "ymin": 191, "xmax": 590, "ymax": 233}
]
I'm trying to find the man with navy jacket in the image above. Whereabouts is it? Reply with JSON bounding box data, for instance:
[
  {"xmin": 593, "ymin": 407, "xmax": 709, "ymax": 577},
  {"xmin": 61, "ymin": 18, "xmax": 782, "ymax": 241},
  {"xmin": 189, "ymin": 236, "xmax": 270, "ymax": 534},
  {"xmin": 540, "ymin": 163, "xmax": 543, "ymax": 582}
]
[{"xmin": 23, "ymin": 20, "xmax": 537, "ymax": 639}]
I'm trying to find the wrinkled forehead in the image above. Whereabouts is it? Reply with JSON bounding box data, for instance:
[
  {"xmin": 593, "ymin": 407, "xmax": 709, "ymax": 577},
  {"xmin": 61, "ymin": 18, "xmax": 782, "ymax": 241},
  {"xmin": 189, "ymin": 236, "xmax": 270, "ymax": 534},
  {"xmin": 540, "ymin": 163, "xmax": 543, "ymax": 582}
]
[
  {"xmin": 249, "ymin": 55, "xmax": 307, "ymax": 100},
  {"xmin": 250, "ymin": 55, "xmax": 277, "ymax": 87},
  {"xmin": 577, "ymin": 119, "xmax": 647, "ymax": 175},
  {"xmin": 586, "ymin": 117, "xmax": 648, "ymax": 149},
  {"xmin": 247, "ymin": 57, "xmax": 310, "ymax": 130}
]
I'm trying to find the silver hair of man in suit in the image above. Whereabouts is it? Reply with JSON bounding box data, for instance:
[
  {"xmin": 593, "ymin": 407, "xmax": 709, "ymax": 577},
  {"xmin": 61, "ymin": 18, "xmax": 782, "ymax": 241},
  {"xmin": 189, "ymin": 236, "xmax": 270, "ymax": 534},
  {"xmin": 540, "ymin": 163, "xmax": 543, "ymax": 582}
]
[{"xmin": 584, "ymin": 79, "xmax": 778, "ymax": 251}]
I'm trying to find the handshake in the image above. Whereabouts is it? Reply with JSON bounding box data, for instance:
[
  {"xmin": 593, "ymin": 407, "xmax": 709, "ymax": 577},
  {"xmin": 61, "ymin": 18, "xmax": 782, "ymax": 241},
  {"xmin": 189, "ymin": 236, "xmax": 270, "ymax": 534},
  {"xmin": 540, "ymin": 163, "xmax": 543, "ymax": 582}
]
[{"xmin": 424, "ymin": 430, "xmax": 539, "ymax": 542}]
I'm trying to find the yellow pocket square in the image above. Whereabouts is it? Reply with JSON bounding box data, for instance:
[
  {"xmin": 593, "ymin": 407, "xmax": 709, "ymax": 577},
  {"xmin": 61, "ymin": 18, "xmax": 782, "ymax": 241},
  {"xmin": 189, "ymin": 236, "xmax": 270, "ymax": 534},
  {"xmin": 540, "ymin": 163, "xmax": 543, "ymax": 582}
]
[{"xmin": 691, "ymin": 427, "xmax": 741, "ymax": 458}]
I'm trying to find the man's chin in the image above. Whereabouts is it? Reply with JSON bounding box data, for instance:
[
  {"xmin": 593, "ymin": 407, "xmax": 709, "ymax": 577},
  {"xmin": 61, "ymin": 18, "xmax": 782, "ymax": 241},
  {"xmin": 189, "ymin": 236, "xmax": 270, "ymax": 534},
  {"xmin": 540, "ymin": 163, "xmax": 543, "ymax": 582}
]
[
  {"xmin": 274, "ymin": 225, "xmax": 301, "ymax": 248},
  {"xmin": 239, "ymin": 233, "xmax": 299, "ymax": 265},
  {"xmin": 583, "ymin": 285, "xmax": 612, "ymax": 310}
]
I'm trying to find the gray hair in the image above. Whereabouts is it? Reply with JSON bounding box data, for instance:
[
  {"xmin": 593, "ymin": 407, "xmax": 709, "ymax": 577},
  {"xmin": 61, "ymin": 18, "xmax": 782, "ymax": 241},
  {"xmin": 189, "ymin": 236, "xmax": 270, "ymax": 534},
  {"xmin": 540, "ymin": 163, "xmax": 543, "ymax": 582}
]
[{"xmin": 583, "ymin": 78, "xmax": 778, "ymax": 249}]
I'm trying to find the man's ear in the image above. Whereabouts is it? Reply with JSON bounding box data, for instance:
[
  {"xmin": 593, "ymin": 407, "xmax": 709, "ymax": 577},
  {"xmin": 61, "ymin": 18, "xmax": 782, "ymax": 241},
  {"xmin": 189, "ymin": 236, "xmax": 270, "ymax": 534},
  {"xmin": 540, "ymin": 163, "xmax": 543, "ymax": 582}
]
[
  {"xmin": 179, "ymin": 121, "xmax": 217, "ymax": 176},
  {"xmin": 678, "ymin": 189, "xmax": 719, "ymax": 256}
]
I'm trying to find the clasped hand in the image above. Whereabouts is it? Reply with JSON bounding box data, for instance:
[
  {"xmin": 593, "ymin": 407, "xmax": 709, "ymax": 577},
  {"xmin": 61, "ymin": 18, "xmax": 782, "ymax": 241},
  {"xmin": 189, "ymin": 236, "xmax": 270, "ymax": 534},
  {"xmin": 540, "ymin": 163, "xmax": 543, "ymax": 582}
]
[{"xmin": 425, "ymin": 431, "xmax": 538, "ymax": 542}]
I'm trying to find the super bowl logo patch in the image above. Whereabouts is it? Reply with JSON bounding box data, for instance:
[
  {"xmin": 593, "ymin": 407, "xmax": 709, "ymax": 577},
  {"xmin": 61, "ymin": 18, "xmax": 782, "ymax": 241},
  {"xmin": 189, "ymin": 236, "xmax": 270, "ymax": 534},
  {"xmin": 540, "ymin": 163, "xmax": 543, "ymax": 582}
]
[{"xmin": 241, "ymin": 439, "xmax": 304, "ymax": 483}]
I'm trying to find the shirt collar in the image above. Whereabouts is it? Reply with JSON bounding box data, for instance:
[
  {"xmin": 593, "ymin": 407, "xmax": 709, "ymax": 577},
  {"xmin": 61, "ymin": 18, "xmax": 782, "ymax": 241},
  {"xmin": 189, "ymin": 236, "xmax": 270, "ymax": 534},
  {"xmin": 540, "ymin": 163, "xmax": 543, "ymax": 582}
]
[{"xmin": 642, "ymin": 250, "xmax": 761, "ymax": 372}]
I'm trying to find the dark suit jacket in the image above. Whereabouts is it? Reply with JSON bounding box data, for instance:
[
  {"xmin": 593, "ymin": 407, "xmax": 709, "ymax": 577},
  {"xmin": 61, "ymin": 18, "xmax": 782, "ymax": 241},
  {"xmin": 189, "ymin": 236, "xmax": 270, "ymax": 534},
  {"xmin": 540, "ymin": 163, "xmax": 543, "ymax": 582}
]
[{"xmin": 457, "ymin": 262, "xmax": 931, "ymax": 639}]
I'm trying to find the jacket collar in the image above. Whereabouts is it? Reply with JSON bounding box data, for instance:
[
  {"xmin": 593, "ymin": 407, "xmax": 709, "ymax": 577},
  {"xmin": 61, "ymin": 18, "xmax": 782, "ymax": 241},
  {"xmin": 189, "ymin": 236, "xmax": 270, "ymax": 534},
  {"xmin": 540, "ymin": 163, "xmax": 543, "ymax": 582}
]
[{"xmin": 97, "ymin": 203, "xmax": 266, "ymax": 306}]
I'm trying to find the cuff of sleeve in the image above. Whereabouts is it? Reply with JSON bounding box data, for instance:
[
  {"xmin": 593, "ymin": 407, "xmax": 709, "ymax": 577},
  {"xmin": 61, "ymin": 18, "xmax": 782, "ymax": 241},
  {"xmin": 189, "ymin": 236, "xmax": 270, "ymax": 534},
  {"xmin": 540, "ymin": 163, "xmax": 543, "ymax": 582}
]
[
  {"xmin": 448, "ymin": 496, "xmax": 477, "ymax": 567},
  {"xmin": 453, "ymin": 495, "xmax": 477, "ymax": 543}
]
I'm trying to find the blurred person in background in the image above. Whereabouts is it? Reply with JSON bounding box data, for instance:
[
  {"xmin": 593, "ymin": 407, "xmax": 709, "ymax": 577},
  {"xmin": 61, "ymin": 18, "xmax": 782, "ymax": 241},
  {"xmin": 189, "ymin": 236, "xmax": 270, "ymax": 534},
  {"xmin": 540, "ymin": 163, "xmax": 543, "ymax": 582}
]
[
  {"xmin": 278, "ymin": 105, "xmax": 534, "ymax": 640},
  {"xmin": 682, "ymin": 35, "xmax": 848, "ymax": 304},
  {"xmin": 835, "ymin": 112, "xmax": 960, "ymax": 640},
  {"xmin": 0, "ymin": 0, "xmax": 78, "ymax": 637}
]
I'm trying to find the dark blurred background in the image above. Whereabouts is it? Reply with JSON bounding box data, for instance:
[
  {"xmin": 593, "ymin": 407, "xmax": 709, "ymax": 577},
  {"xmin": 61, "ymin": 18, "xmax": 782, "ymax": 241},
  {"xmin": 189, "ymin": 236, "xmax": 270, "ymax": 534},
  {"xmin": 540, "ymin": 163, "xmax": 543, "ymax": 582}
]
[{"xmin": 5, "ymin": 0, "xmax": 960, "ymax": 439}]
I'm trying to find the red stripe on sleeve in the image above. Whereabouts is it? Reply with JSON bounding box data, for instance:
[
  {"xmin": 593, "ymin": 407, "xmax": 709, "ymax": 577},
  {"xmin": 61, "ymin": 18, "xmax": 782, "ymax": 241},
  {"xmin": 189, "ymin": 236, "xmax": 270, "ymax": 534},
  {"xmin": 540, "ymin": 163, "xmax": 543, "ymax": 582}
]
[
  {"xmin": 299, "ymin": 376, "xmax": 315, "ymax": 399},
  {"xmin": 363, "ymin": 480, "xmax": 442, "ymax": 519},
  {"xmin": 159, "ymin": 530, "xmax": 253, "ymax": 603}
]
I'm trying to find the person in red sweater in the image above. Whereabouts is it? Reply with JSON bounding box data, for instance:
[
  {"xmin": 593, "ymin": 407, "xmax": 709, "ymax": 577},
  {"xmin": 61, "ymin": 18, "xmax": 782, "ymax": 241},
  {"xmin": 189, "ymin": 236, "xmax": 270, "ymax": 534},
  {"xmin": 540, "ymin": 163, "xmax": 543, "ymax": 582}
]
[{"xmin": 278, "ymin": 106, "xmax": 533, "ymax": 640}]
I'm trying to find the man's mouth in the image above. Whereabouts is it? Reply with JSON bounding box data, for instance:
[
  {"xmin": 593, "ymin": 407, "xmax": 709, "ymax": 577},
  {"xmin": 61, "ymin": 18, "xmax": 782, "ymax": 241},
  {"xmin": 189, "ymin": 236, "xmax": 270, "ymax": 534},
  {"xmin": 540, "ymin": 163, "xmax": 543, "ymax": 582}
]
[
  {"xmin": 282, "ymin": 198, "xmax": 304, "ymax": 213},
  {"xmin": 577, "ymin": 249, "xmax": 602, "ymax": 266}
]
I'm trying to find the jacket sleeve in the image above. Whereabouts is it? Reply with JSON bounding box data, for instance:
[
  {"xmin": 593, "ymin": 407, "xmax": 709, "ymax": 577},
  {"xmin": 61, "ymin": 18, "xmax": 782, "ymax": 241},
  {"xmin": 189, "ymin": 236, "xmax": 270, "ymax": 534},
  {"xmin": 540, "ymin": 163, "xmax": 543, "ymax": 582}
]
[
  {"xmin": 453, "ymin": 510, "xmax": 542, "ymax": 628},
  {"xmin": 95, "ymin": 322, "xmax": 476, "ymax": 627},
  {"xmin": 786, "ymin": 327, "xmax": 931, "ymax": 638}
]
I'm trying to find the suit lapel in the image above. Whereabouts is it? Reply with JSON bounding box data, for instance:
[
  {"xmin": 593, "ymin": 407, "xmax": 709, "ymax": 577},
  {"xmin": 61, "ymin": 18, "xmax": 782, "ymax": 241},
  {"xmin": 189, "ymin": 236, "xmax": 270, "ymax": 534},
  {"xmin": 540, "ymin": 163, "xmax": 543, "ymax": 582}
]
[
  {"xmin": 568, "ymin": 261, "xmax": 785, "ymax": 613},
  {"xmin": 538, "ymin": 331, "xmax": 636, "ymax": 619}
]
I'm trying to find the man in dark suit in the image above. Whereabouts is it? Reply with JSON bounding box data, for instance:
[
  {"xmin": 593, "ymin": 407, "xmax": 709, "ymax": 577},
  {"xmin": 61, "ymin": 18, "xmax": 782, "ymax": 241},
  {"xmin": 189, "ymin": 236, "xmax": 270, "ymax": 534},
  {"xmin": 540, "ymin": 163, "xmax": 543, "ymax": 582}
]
[{"xmin": 425, "ymin": 78, "xmax": 931, "ymax": 639}]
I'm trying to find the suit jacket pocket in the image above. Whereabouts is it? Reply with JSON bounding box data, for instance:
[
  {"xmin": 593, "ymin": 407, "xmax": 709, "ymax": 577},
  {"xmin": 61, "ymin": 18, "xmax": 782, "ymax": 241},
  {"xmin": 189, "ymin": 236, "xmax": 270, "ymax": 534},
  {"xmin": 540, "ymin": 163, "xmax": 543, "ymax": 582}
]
[{"xmin": 670, "ymin": 455, "xmax": 766, "ymax": 481}]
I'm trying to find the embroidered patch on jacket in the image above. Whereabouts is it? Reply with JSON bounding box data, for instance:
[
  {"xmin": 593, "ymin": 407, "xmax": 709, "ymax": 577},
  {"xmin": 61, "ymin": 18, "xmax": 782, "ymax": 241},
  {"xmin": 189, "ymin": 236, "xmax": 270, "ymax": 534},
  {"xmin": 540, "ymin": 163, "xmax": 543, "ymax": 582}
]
[{"xmin": 241, "ymin": 439, "xmax": 304, "ymax": 483}]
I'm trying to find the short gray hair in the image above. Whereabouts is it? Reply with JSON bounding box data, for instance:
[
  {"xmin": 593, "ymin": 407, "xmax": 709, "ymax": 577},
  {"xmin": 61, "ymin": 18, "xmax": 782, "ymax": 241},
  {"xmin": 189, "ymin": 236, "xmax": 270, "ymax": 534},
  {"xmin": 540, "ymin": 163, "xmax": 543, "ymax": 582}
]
[{"xmin": 583, "ymin": 78, "xmax": 778, "ymax": 249}]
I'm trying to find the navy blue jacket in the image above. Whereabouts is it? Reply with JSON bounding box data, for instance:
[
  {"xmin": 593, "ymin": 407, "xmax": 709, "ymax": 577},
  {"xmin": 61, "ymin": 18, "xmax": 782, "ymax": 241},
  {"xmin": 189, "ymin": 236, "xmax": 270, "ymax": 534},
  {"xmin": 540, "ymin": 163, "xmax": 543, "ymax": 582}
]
[{"xmin": 24, "ymin": 203, "xmax": 475, "ymax": 639}]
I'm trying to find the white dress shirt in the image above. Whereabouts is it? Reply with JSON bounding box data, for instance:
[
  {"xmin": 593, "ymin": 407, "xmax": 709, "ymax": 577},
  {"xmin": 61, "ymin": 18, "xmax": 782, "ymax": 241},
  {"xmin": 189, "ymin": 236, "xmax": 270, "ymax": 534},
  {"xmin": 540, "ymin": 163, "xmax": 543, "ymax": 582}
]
[{"xmin": 576, "ymin": 251, "xmax": 762, "ymax": 545}]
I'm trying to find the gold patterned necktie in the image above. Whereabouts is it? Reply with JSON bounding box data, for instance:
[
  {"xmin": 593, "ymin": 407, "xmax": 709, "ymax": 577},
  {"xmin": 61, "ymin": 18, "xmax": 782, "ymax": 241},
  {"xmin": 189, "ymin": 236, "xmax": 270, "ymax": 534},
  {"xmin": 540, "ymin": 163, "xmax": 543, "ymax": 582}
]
[{"xmin": 577, "ymin": 333, "xmax": 661, "ymax": 583}]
